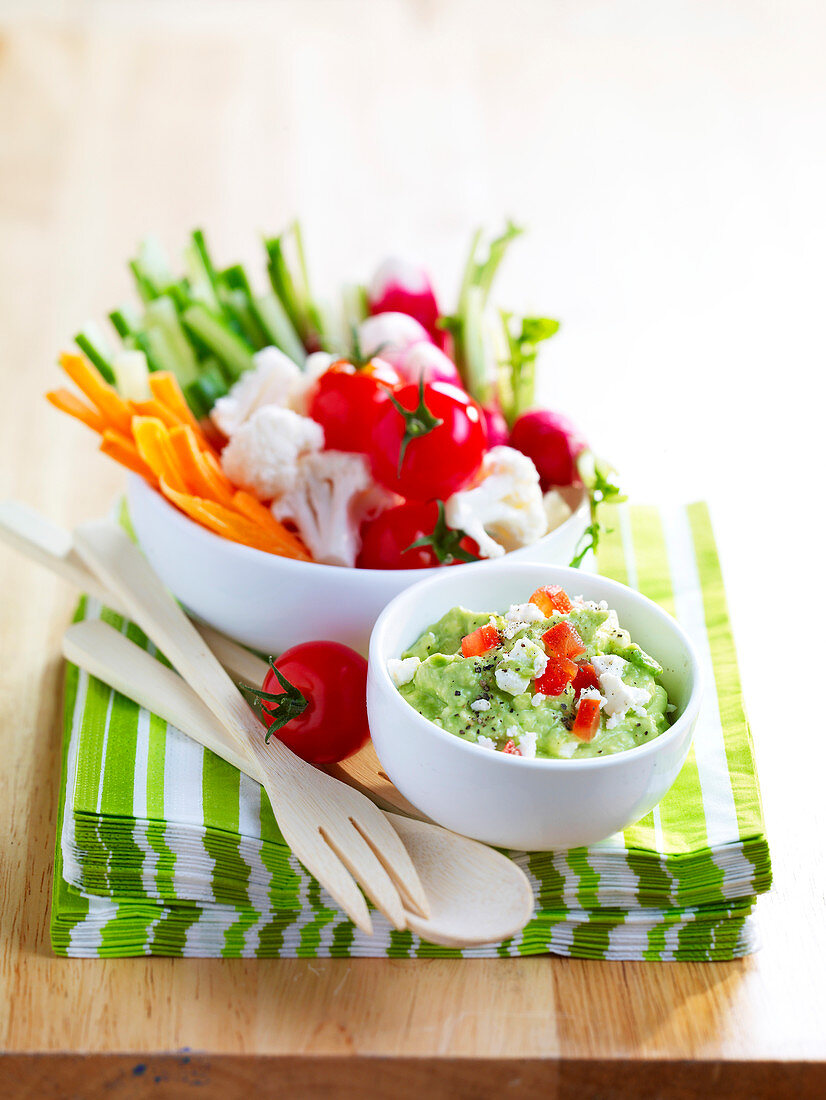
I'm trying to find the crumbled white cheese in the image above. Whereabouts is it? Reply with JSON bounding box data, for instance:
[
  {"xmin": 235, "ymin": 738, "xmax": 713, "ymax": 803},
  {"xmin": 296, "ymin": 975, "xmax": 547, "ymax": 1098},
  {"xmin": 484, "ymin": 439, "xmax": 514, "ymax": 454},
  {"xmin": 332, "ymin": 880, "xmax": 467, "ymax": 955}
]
[
  {"xmin": 387, "ymin": 656, "xmax": 420, "ymax": 688},
  {"xmin": 578, "ymin": 687, "xmax": 604, "ymax": 705},
  {"xmin": 517, "ymin": 730, "xmax": 537, "ymax": 759},
  {"xmin": 591, "ymin": 654, "xmax": 651, "ymax": 729},
  {"xmin": 531, "ymin": 692, "xmax": 547, "ymax": 707},
  {"xmin": 495, "ymin": 668, "xmax": 531, "ymax": 696},
  {"xmin": 595, "ymin": 609, "xmax": 631, "ymax": 647},
  {"xmin": 502, "ymin": 620, "xmax": 530, "ymax": 640},
  {"xmin": 505, "ymin": 602, "xmax": 544, "ymax": 624},
  {"xmin": 557, "ymin": 740, "xmax": 578, "ymax": 759},
  {"xmin": 476, "ymin": 734, "xmax": 497, "ymax": 751},
  {"xmin": 505, "ymin": 637, "xmax": 547, "ymax": 679},
  {"xmin": 573, "ymin": 596, "xmax": 608, "ymax": 611},
  {"xmin": 470, "ymin": 698, "xmax": 491, "ymax": 712}
]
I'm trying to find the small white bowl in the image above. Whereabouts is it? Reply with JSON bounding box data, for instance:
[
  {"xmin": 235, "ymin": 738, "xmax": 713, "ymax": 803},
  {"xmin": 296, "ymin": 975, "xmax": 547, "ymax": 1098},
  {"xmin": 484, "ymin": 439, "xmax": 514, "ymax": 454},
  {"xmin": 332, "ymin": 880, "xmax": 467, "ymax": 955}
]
[
  {"xmin": 126, "ymin": 475, "xmax": 588, "ymax": 655},
  {"xmin": 367, "ymin": 561, "xmax": 701, "ymax": 850}
]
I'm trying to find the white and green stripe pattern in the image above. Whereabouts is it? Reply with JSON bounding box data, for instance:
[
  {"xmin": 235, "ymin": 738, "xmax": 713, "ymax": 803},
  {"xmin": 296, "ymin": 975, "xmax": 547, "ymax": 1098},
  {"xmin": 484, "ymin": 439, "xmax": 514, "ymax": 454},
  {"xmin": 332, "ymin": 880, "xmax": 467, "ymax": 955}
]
[{"xmin": 51, "ymin": 502, "xmax": 771, "ymax": 960}]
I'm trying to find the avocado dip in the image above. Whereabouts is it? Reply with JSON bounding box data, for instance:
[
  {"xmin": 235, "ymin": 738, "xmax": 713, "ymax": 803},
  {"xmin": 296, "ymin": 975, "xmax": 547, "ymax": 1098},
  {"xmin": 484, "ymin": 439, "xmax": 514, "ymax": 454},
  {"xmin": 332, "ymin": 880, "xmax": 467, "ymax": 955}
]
[{"xmin": 386, "ymin": 585, "xmax": 672, "ymax": 761}]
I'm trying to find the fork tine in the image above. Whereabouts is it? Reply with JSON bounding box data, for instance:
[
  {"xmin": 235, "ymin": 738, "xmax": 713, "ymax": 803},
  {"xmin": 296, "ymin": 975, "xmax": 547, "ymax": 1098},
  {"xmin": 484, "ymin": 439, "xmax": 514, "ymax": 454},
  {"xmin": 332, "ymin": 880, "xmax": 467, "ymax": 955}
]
[
  {"xmin": 349, "ymin": 810, "xmax": 431, "ymax": 920},
  {"xmin": 278, "ymin": 821, "xmax": 373, "ymax": 936},
  {"xmin": 320, "ymin": 821, "xmax": 407, "ymax": 931}
]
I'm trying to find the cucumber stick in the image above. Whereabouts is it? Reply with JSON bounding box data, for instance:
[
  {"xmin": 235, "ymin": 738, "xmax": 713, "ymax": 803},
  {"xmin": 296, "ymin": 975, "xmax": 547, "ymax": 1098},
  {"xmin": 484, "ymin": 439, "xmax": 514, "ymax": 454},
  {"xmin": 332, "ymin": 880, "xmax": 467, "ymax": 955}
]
[{"xmin": 182, "ymin": 303, "xmax": 254, "ymax": 382}]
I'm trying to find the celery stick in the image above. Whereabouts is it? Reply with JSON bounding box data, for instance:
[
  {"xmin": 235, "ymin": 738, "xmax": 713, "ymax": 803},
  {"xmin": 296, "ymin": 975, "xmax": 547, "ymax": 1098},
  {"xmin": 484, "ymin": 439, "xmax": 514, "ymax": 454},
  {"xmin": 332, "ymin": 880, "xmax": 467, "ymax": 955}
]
[
  {"xmin": 182, "ymin": 303, "xmax": 254, "ymax": 382},
  {"xmin": 185, "ymin": 229, "xmax": 222, "ymax": 314},
  {"xmin": 462, "ymin": 286, "xmax": 491, "ymax": 404},
  {"xmin": 112, "ymin": 349, "xmax": 150, "ymax": 401},
  {"xmin": 75, "ymin": 325, "xmax": 115, "ymax": 383},
  {"xmin": 265, "ymin": 235, "xmax": 305, "ymax": 340},
  {"xmin": 184, "ymin": 361, "xmax": 230, "ymax": 419},
  {"xmin": 254, "ymin": 292, "xmax": 306, "ymax": 366},
  {"xmin": 109, "ymin": 305, "xmax": 140, "ymax": 339},
  {"xmin": 144, "ymin": 295, "xmax": 200, "ymax": 384}
]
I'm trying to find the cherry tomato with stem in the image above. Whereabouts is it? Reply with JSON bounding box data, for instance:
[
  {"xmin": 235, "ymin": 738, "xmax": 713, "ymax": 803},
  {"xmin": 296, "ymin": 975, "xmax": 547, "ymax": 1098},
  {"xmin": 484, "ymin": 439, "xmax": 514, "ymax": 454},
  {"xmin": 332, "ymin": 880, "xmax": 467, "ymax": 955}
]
[
  {"xmin": 369, "ymin": 379, "xmax": 487, "ymax": 500},
  {"xmin": 308, "ymin": 358, "xmax": 399, "ymax": 454},
  {"xmin": 240, "ymin": 642, "xmax": 369, "ymax": 765},
  {"xmin": 357, "ymin": 500, "xmax": 480, "ymax": 570}
]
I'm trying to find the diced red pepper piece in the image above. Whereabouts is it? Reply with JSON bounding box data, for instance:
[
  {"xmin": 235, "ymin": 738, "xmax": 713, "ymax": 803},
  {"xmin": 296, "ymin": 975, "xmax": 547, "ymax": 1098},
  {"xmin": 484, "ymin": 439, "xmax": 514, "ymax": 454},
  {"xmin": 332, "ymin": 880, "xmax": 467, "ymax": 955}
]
[
  {"xmin": 530, "ymin": 584, "xmax": 573, "ymax": 616},
  {"xmin": 542, "ymin": 621, "xmax": 586, "ymax": 660},
  {"xmin": 572, "ymin": 697, "xmax": 601, "ymax": 741},
  {"xmin": 572, "ymin": 661, "xmax": 600, "ymax": 698},
  {"xmin": 461, "ymin": 623, "xmax": 500, "ymax": 658},
  {"xmin": 502, "ymin": 739, "xmax": 520, "ymax": 755},
  {"xmin": 535, "ymin": 654, "xmax": 578, "ymax": 696}
]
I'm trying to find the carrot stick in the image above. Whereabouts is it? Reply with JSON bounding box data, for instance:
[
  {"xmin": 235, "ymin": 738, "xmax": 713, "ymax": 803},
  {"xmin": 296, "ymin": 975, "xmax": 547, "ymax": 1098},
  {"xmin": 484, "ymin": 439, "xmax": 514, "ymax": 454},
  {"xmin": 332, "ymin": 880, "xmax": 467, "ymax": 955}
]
[
  {"xmin": 148, "ymin": 372, "xmax": 219, "ymax": 455},
  {"xmin": 46, "ymin": 389, "xmax": 106, "ymax": 434},
  {"xmin": 99, "ymin": 430, "xmax": 158, "ymax": 486},
  {"xmin": 132, "ymin": 417, "xmax": 188, "ymax": 494},
  {"xmin": 168, "ymin": 426, "xmax": 234, "ymax": 506},
  {"xmin": 59, "ymin": 352, "xmax": 133, "ymax": 434},
  {"xmin": 232, "ymin": 490, "xmax": 311, "ymax": 557},
  {"xmin": 130, "ymin": 399, "xmax": 186, "ymax": 432},
  {"xmin": 160, "ymin": 479, "xmax": 309, "ymax": 558}
]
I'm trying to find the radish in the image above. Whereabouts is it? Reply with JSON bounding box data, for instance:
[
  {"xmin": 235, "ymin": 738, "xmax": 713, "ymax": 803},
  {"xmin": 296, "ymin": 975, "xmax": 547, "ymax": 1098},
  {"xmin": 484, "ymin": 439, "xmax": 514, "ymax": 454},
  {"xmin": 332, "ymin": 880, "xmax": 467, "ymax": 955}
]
[
  {"xmin": 481, "ymin": 403, "xmax": 510, "ymax": 448},
  {"xmin": 357, "ymin": 312, "xmax": 432, "ymax": 373},
  {"xmin": 368, "ymin": 257, "xmax": 444, "ymax": 347},
  {"xmin": 509, "ymin": 409, "xmax": 586, "ymax": 488},
  {"xmin": 395, "ymin": 342, "xmax": 462, "ymax": 388}
]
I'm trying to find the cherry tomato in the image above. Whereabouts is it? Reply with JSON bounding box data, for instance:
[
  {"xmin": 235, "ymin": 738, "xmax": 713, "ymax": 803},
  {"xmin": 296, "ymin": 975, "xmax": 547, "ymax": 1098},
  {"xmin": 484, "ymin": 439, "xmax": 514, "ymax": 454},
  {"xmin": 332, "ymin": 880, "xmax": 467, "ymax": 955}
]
[
  {"xmin": 356, "ymin": 500, "xmax": 480, "ymax": 570},
  {"xmin": 247, "ymin": 641, "xmax": 369, "ymax": 765},
  {"xmin": 308, "ymin": 359, "xmax": 399, "ymax": 453},
  {"xmin": 369, "ymin": 380, "xmax": 487, "ymax": 500}
]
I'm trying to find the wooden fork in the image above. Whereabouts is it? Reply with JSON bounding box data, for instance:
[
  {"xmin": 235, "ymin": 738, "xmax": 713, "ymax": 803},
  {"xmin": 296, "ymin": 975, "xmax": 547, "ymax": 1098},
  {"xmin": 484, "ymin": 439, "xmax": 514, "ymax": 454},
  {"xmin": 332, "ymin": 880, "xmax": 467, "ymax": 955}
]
[{"xmin": 72, "ymin": 519, "xmax": 429, "ymax": 936}]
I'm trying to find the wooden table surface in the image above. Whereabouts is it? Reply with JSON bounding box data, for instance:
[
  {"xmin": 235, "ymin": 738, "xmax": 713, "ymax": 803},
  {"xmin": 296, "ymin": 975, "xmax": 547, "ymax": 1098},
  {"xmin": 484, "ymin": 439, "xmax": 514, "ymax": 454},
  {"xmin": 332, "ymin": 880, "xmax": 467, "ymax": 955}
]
[{"xmin": 2, "ymin": 3, "xmax": 825, "ymax": 1096}]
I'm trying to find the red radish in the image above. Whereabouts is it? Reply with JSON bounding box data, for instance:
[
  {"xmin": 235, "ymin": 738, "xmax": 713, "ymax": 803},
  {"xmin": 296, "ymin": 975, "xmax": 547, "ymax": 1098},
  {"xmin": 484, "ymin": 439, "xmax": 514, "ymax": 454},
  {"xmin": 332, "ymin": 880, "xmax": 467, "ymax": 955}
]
[
  {"xmin": 542, "ymin": 622, "xmax": 586, "ymax": 661},
  {"xmin": 396, "ymin": 342, "xmax": 462, "ymax": 389},
  {"xmin": 535, "ymin": 655, "xmax": 578, "ymax": 696},
  {"xmin": 481, "ymin": 403, "xmax": 509, "ymax": 448},
  {"xmin": 509, "ymin": 409, "xmax": 587, "ymax": 489},
  {"xmin": 368, "ymin": 257, "xmax": 445, "ymax": 347},
  {"xmin": 461, "ymin": 624, "xmax": 500, "ymax": 658},
  {"xmin": 358, "ymin": 312, "xmax": 432, "ymax": 373}
]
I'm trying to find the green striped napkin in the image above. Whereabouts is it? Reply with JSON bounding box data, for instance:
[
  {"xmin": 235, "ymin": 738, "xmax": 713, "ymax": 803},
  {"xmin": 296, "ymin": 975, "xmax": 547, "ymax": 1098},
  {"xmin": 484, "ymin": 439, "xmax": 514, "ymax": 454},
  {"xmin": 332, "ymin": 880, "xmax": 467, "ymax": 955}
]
[{"xmin": 51, "ymin": 502, "xmax": 771, "ymax": 960}]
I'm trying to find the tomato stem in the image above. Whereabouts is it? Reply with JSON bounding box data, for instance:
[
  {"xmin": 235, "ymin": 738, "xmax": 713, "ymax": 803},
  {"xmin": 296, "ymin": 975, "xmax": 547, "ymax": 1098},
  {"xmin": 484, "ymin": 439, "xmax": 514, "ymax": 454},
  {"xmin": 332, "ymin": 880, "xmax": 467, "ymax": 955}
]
[
  {"xmin": 404, "ymin": 500, "xmax": 480, "ymax": 564},
  {"xmin": 239, "ymin": 658, "xmax": 309, "ymax": 741},
  {"xmin": 389, "ymin": 374, "xmax": 444, "ymax": 474}
]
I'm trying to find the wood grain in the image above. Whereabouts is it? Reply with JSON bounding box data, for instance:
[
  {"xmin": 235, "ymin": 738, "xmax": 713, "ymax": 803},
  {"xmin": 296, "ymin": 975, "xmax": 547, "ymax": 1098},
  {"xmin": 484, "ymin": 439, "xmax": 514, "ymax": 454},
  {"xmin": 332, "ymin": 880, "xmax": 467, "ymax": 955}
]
[{"xmin": 1, "ymin": 1, "xmax": 825, "ymax": 1095}]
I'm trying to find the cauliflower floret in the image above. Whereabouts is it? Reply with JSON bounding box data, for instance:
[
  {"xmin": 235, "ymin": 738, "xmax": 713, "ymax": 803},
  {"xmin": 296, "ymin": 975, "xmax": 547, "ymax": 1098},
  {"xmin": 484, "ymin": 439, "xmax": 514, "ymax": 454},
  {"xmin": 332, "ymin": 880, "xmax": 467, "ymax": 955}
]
[
  {"xmin": 211, "ymin": 347, "xmax": 302, "ymax": 438},
  {"xmin": 220, "ymin": 406, "xmax": 323, "ymax": 500},
  {"xmin": 272, "ymin": 450, "xmax": 393, "ymax": 567},
  {"xmin": 289, "ymin": 351, "xmax": 334, "ymax": 416},
  {"xmin": 543, "ymin": 489, "xmax": 574, "ymax": 532},
  {"xmin": 445, "ymin": 446, "xmax": 548, "ymax": 559}
]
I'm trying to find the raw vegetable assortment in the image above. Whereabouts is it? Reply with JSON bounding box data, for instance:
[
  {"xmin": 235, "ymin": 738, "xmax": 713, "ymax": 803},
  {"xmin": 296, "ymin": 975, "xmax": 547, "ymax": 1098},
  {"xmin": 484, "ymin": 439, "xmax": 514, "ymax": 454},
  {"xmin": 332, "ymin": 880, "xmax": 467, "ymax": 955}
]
[{"xmin": 47, "ymin": 222, "xmax": 621, "ymax": 568}]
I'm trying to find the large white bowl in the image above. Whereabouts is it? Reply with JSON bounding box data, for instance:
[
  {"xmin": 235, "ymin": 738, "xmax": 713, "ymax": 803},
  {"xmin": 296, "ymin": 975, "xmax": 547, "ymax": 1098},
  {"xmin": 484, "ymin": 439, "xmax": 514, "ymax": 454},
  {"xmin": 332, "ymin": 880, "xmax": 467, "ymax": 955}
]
[
  {"xmin": 367, "ymin": 562, "xmax": 701, "ymax": 850},
  {"xmin": 126, "ymin": 474, "xmax": 588, "ymax": 655}
]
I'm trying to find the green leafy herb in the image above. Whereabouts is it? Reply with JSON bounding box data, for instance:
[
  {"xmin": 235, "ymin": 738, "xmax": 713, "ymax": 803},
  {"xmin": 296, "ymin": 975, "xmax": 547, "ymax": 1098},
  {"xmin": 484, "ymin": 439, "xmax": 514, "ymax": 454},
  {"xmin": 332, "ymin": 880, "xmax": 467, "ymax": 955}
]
[
  {"xmin": 239, "ymin": 658, "xmax": 309, "ymax": 741},
  {"xmin": 569, "ymin": 453, "xmax": 626, "ymax": 568},
  {"xmin": 405, "ymin": 500, "xmax": 481, "ymax": 564},
  {"xmin": 498, "ymin": 313, "xmax": 561, "ymax": 424}
]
